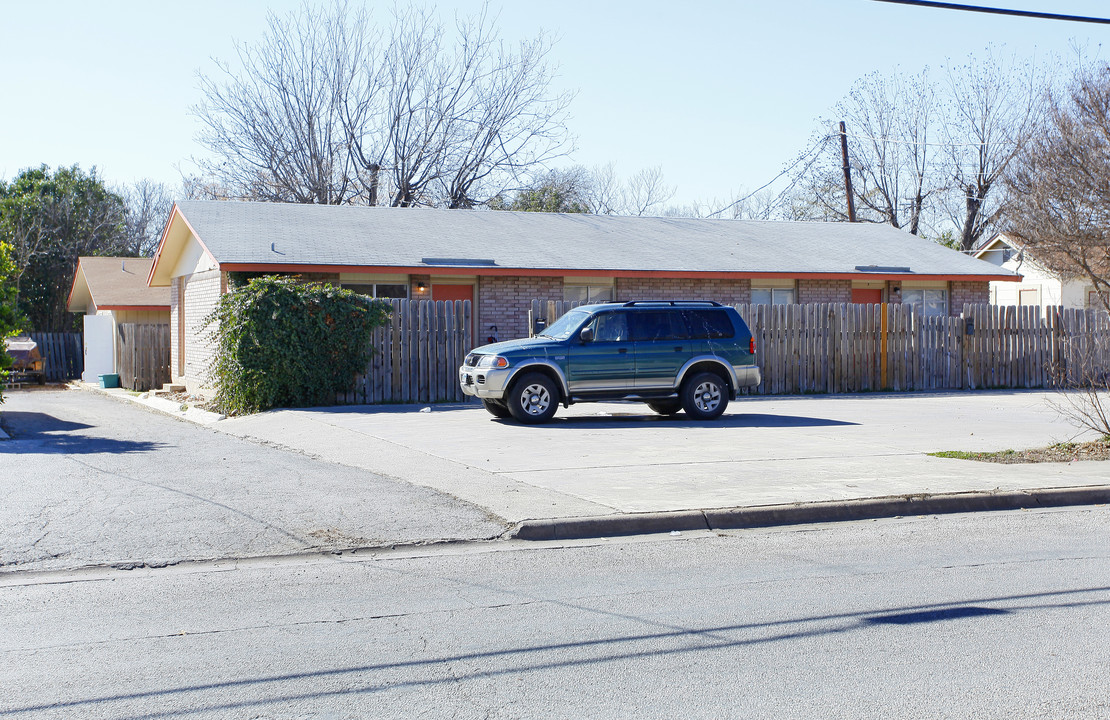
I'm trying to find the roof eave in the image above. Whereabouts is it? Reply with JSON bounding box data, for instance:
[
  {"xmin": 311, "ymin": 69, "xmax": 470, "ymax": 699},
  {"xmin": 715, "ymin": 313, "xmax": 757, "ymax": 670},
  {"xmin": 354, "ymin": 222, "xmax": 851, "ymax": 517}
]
[
  {"xmin": 216, "ymin": 261, "xmax": 1020, "ymax": 282},
  {"xmin": 148, "ymin": 204, "xmax": 220, "ymax": 286}
]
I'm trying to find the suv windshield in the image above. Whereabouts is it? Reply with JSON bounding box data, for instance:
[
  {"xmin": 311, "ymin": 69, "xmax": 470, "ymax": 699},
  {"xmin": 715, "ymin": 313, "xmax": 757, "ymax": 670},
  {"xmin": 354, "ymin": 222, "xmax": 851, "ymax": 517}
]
[{"xmin": 540, "ymin": 310, "xmax": 590, "ymax": 340}]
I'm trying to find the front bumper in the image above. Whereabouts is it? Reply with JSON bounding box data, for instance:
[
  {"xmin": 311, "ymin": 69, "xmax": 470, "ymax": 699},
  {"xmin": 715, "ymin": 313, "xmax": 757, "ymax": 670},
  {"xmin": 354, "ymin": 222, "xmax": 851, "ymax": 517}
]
[{"xmin": 459, "ymin": 365, "xmax": 514, "ymax": 399}]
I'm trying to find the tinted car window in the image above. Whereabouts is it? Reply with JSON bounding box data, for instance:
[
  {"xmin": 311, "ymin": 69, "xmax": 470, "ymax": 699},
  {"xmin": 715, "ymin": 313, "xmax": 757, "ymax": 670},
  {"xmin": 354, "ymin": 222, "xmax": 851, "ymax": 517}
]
[
  {"xmin": 590, "ymin": 311, "xmax": 629, "ymax": 342},
  {"xmin": 683, "ymin": 309, "xmax": 735, "ymax": 339},
  {"xmin": 630, "ymin": 311, "xmax": 689, "ymax": 341}
]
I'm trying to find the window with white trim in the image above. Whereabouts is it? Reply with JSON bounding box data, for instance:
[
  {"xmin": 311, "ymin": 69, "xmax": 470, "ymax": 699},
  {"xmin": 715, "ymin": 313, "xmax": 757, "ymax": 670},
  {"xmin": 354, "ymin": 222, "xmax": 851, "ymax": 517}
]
[
  {"xmin": 341, "ymin": 283, "xmax": 409, "ymax": 299},
  {"xmin": 564, "ymin": 280, "xmax": 614, "ymax": 303},
  {"xmin": 751, "ymin": 287, "xmax": 795, "ymax": 305},
  {"xmin": 902, "ymin": 288, "xmax": 948, "ymax": 317}
]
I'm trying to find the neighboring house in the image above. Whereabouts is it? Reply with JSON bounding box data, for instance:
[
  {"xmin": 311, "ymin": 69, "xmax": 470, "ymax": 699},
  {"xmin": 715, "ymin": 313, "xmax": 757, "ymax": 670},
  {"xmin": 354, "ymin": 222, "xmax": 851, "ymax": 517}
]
[
  {"xmin": 975, "ymin": 233, "xmax": 1107, "ymax": 311},
  {"xmin": 147, "ymin": 200, "xmax": 1019, "ymax": 392},
  {"xmin": 67, "ymin": 257, "xmax": 171, "ymax": 383}
]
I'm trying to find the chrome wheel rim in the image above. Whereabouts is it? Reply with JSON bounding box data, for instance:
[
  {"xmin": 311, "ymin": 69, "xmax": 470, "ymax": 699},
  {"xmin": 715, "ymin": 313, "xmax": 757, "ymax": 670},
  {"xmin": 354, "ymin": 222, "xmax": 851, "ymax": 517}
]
[
  {"xmin": 519, "ymin": 383, "xmax": 551, "ymax": 415},
  {"xmin": 693, "ymin": 381, "xmax": 721, "ymax": 413}
]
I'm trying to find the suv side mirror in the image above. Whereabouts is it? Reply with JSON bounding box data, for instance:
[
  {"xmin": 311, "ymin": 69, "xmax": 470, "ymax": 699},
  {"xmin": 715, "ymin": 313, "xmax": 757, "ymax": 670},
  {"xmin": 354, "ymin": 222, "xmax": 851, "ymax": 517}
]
[{"xmin": 579, "ymin": 326, "xmax": 594, "ymax": 343}]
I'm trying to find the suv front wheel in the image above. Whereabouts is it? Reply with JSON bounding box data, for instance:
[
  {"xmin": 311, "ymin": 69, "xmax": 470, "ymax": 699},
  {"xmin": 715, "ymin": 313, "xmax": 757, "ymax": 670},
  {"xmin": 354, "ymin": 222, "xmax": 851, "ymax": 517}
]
[
  {"xmin": 506, "ymin": 372, "xmax": 559, "ymax": 424},
  {"xmin": 680, "ymin": 372, "xmax": 729, "ymax": 420}
]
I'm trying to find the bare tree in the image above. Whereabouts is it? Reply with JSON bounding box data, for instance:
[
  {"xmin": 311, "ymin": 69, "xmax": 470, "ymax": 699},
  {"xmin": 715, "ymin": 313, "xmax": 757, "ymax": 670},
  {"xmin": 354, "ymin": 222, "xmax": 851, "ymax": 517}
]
[
  {"xmin": 1005, "ymin": 63, "xmax": 1110, "ymax": 315},
  {"xmin": 941, "ymin": 49, "xmax": 1044, "ymax": 251},
  {"xmin": 120, "ymin": 180, "xmax": 174, "ymax": 256},
  {"xmin": 192, "ymin": 2, "xmax": 573, "ymax": 209},
  {"xmin": 620, "ymin": 166, "xmax": 675, "ymax": 217},
  {"xmin": 193, "ymin": 1, "xmax": 366, "ymax": 204},
  {"xmin": 791, "ymin": 69, "xmax": 940, "ymax": 233},
  {"xmin": 845, "ymin": 70, "xmax": 939, "ymax": 235}
]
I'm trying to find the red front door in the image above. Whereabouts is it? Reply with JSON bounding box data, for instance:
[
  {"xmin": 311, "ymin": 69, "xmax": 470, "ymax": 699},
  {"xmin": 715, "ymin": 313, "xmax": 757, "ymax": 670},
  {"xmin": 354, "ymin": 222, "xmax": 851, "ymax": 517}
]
[{"xmin": 852, "ymin": 288, "xmax": 883, "ymax": 304}]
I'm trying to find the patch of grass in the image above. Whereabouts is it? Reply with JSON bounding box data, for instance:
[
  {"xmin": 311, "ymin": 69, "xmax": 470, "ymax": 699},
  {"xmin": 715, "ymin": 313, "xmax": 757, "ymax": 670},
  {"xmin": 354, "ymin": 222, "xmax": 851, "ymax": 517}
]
[
  {"xmin": 930, "ymin": 439, "xmax": 1110, "ymax": 464},
  {"xmin": 929, "ymin": 449, "xmax": 1021, "ymax": 462}
]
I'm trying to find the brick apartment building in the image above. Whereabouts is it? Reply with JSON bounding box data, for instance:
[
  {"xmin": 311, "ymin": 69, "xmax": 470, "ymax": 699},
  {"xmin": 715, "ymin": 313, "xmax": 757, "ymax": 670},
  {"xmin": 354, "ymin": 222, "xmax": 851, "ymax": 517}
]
[{"xmin": 147, "ymin": 201, "xmax": 1019, "ymax": 391}]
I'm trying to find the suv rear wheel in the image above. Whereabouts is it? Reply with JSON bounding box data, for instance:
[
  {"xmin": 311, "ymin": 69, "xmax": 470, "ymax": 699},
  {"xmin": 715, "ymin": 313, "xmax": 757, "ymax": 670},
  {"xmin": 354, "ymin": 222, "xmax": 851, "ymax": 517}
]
[
  {"xmin": 506, "ymin": 372, "xmax": 559, "ymax": 424},
  {"xmin": 680, "ymin": 372, "xmax": 729, "ymax": 420}
]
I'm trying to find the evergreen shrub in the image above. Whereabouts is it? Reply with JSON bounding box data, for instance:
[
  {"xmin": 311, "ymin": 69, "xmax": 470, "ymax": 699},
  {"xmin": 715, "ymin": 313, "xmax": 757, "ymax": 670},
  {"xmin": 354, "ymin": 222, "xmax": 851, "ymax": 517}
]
[{"xmin": 206, "ymin": 275, "xmax": 391, "ymax": 415}]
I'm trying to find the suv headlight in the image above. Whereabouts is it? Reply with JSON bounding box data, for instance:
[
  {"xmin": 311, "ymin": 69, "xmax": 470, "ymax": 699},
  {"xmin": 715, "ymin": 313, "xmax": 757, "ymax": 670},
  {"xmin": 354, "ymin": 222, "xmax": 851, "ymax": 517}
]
[{"xmin": 478, "ymin": 355, "xmax": 509, "ymax": 368}]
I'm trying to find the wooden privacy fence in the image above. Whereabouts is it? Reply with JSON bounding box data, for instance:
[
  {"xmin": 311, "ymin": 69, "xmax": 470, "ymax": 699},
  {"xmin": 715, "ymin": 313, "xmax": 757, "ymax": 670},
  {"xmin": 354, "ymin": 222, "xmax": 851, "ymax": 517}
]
[
  {"xmin": 28, "ymin": 332, "xmax": 82, "ymax": 382},
  {"xmin": 530, "ymin": 301, "xmax": 1110, "ymax": 395},
  {"xmin": 116, "ymin": 323, "xmax": 171, "ymax": 391},
  {"xmin": 528, "ymin": 300, "xmax": 590, "ymax": 335},
  {"xmin": 339, "ymin": 299, "xmax": 472, "ymax": 405},
  {"xmin": 743, "ymin": 303, "xmax": 1110, "ymax": 394}
]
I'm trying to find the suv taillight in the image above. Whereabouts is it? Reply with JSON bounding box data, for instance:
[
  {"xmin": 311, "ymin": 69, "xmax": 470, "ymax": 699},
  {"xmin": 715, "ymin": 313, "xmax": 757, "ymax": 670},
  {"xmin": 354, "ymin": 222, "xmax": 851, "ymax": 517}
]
[{"xmin": 749, "ymin": 337, "xmax": 756, "ymax": 354}]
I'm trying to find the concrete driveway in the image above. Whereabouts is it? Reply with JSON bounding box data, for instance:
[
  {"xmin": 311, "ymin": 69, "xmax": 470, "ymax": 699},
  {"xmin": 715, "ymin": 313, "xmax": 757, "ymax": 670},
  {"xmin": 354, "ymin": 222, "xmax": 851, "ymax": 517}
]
[{"xmin": 219, "ymin": 390, "xmax": 1110, "ymax": 524}]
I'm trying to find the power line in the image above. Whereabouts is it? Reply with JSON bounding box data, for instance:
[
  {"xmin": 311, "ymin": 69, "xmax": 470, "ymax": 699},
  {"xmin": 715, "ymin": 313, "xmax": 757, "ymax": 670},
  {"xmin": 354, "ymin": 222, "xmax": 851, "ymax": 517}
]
[
  {"xmin": 843, "ymin": 128, "xmax": 1017, "ymax": 149},
  {"xmin": 707, "ymin": 135, "xmax": 832, "ymax": 219},
  {"xmin": 872, "ymin": 0, "xmax": 1110, "ymax": 24}
]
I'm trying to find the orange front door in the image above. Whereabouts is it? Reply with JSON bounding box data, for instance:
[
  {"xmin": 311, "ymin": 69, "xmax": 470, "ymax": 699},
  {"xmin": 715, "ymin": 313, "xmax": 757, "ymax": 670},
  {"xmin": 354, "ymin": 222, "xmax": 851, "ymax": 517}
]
[
  {"xmin": 852, "ymin": 288, "xmax": 883, "ymax": 304},
  {"xmin": 431, "ymin": 284, "xmax": 473, "ymax": 303},
  {"xmin": 431, "ymin": 284, "xmax": 476, "ymax": 339}
]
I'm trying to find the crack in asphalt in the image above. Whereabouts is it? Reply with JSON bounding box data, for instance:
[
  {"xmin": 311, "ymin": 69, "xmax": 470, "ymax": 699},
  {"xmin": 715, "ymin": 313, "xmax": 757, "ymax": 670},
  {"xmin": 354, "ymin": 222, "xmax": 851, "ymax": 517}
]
[{"xmin": 61, "ymin": 455, "xmax": 316, "ymax": 550}]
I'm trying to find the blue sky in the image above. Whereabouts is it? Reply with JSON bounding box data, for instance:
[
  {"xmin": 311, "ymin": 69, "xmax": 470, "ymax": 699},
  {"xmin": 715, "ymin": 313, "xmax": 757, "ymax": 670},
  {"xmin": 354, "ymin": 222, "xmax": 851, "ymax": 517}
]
[{"xmin": 2, "ymin": 0, "xmax": 1107, "ymax": 208}]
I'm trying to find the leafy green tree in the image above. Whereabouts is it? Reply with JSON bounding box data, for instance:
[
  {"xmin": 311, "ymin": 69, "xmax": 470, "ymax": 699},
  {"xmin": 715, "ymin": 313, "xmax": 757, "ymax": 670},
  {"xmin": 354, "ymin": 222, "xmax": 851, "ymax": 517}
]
[
  {"xmin": 0, "ymin": 165, "xmax": 129, "ymax": 331},
  {"xmin": 491, "ymin": 168, "xmax": 593, "ymax": 213},
  {"xmin": 0, "ymin": 239, "xmax": 26, "ymax": 402}
]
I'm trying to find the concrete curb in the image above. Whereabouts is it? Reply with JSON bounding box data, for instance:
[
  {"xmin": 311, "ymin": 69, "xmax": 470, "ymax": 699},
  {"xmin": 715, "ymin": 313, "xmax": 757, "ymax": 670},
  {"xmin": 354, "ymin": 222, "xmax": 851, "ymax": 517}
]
[
  {"xmin": 510, "ymin": 485, "xmax": 1110, "ymax": 540},
  {"xmin": 70, "ymin": 382, "xmax": 225, "ymax": 425}
]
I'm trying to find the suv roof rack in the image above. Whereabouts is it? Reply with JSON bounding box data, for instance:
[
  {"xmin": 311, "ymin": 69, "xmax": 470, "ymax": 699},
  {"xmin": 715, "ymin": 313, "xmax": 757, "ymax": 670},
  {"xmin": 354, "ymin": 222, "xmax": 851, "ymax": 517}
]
[{"xmin": 620, "ymin": 300, "xmax": 722, "ymax": 307}]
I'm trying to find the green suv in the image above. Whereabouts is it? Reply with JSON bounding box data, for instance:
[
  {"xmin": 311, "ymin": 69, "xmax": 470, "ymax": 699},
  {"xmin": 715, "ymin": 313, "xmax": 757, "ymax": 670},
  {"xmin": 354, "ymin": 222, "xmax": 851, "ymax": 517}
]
[{"xmin": 459, "ymin": 301, "xmax": 761, "ymax": 423}]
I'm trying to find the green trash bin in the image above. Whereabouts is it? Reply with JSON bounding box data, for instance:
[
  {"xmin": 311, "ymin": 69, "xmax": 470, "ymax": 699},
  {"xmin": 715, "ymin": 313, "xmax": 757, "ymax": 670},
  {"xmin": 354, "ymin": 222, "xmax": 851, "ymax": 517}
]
[{"xmin": 98, "ymin": 374, "xmax": 120, "ymax": 389}]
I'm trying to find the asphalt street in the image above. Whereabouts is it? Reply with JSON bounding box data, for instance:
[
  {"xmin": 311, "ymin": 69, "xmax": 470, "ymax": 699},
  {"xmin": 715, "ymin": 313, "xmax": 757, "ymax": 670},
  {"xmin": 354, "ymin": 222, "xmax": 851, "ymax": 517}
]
[
  {"xmin": 2, "ymin": 507, "xmax": 1107, "ymax": 719},
  {"xmin": 0, "ymin": 389, "xmax": 505, "ymax": 573}
]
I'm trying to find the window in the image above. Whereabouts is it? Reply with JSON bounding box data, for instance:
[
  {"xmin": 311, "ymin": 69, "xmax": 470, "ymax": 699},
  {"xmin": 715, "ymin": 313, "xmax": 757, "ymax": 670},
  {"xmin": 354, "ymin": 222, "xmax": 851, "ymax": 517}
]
[
  {"xmin": 564, "ymin": 280, "xmax": 614, "ymax": 303},
  {"xmin": 683, "ymin": 309, "xmax": 735, "ymax": 339},
  {"xmin": 341, "ymin": 283, "xmax": 409, "ymax": 299},
  {"xmin": 902, "ymin": 288, "xmax": 948, "ymax": 317},
  {"xmin": 751, "ymin": 287, "xmax": 795, "ymax": 305},
  {"xmin": 630, "ymin": 311, "xmax": 689, "ymax": 342},
  {"xmin": 589, "ymin": 312, "xmax": 629, "ymax": 342},
  {"xmin": 1018, "ymin": 288, "xmax": 1039, "ymax": 307}
]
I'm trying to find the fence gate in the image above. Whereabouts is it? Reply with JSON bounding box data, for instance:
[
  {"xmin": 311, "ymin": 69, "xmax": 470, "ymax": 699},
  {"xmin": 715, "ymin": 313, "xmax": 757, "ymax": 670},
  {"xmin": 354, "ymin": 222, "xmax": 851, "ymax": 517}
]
[
  {"xmin": 116, "ymin": 323, "xmax": 171, "ymax": 391},
  {"xmin": 28, "ymin": 332, "xmax": 83, "ymax": 382},
  {"xmin": 341, "ymin": 299, "xmax": 473, "ymax": 405}
]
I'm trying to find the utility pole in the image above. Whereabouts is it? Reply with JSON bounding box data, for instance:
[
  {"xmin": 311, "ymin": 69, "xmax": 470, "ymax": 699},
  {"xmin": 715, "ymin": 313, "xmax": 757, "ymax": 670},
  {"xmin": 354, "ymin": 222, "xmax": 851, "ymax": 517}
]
[{"xmin": 839, "ymin": 120, "xmax": 857, "ymax": 222}]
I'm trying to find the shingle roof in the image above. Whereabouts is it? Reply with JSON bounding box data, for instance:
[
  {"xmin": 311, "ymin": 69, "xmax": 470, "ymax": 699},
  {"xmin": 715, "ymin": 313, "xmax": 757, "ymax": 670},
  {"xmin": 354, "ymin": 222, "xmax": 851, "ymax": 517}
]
[
  {"xmin": 174, "ymin": 200, "xmax": 1015, "ymax": 278},
  {"xmin": 71, "ymin": 257, "xmax": 169, "ymax": 309}
]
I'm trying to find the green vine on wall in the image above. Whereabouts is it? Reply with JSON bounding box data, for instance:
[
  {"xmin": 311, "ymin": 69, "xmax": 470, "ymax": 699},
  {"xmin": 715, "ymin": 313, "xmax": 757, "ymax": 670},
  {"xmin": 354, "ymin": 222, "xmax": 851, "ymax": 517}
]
[{"xmin": 205, "ymin": 275, "xmax": 391, "ymax": 415}]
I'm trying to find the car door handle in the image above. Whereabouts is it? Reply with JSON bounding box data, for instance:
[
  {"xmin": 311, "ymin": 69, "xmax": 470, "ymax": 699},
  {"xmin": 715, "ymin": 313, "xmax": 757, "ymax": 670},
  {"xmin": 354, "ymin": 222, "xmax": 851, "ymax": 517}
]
[
  {"xmin": 674, "ymin": 346, "xmax": 683, "ymax": 352},
  {"xmin": 618, "ymin": 347, "xmax": 627, "ymax": 354}
]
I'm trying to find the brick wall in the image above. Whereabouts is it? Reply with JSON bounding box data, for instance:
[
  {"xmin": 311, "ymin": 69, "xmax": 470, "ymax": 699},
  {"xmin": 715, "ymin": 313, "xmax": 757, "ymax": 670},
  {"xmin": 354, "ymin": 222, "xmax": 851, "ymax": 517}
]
[
  {"xmin": 181, "ymin": 270, "xmax": 223, "ymax": 391},
  {"xmin": 797, "ymin": 279, "xmax": 852, "ymax": 304},
  {"xmin": 950, "ymin": 280, "xmax": 989, "ymax": 316},
  {"xmin": 615, "ymin": 277, "xmax": 751, "ymax": 303},
  {"xmin": 478, "ymin": 275, "xmax": 562, "ymax": 341},
  {"xmin": 887, "ymin": 280, "xmax": 903, "ymax": 305},
  {"xmin": 170, "ymin": 277, "xmax": 181, "ymax": 381},
  {"xmin": 410, "ymin": 274, "xmax": 431, "ymax": 300}
]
